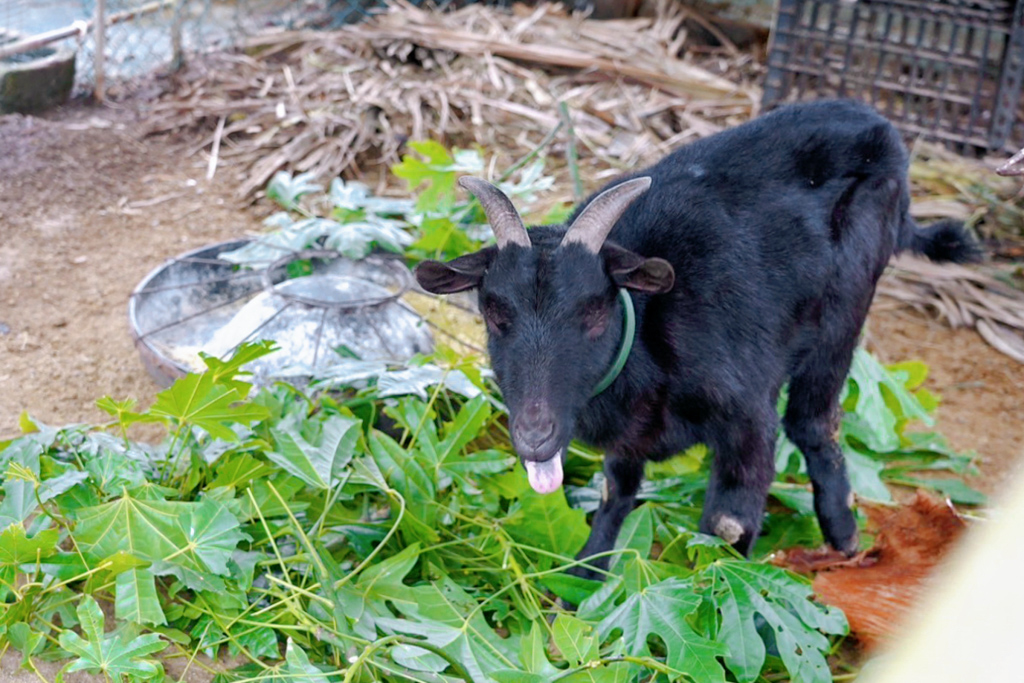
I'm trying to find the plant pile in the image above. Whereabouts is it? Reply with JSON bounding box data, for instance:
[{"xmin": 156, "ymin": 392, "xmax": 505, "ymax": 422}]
[{"xmin": 0, "ymin": 144, "xmax": 981, "ymax": 683}]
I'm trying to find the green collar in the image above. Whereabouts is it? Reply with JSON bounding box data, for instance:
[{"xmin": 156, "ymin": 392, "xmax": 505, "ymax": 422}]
[{"xmin": 591, "ymin": 288, "xmax": 636, "ymax": 397}]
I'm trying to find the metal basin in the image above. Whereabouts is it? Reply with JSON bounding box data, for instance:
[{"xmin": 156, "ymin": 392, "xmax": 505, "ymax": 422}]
[{"xmin": 128, "ymin": 239, "xmax": 434, "ymax": 387}]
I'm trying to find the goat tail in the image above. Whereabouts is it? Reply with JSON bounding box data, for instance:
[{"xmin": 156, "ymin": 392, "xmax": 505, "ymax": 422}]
[{"xmin": 899, "ymin": 217, "xmax": 982, "ymax": 264}]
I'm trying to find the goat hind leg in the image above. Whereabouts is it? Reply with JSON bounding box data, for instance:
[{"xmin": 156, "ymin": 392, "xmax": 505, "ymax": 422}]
[{"xmin": 784, "ymin": 353, "xmax": 859, "ymax": 555}]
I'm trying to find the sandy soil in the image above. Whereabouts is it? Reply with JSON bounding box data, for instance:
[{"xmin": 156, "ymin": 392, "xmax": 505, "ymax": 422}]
[
  {"xmin": 866, "ymin": 308, "xmax": 1024, "ymax": 497},
  {"xmin": 0, "ymin": 107, "xmax": 265, "ymax": 438},
  {"xmin": 0, "ymin": 101, "xmax": 1022, "ymax": 681}
]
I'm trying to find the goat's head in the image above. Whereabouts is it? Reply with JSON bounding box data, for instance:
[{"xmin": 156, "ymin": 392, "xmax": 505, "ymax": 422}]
[{"xmin": 414, "ymin": 177, "xmax": 674, "ymax": 494}]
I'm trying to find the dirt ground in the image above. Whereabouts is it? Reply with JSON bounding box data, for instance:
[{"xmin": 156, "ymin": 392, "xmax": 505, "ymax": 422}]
[
  {"xmin": 0, "ymin": 101, "xmax": 1023, "ymax": 681},
  {"xmin": 0, "ymin": 106, "xmax": 265, "ymax": 438}
]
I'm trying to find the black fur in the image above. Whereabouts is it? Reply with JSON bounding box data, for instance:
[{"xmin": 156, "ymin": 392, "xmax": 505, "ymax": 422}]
[{"xmin": 415, "ymin": 100, "xmax": 980, "ymax": 578}]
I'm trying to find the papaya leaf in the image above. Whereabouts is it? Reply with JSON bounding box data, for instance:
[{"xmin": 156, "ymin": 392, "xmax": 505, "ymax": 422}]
[
  {"xmin": 150, "ymin": 372, "xmax": 269, "ymax": 441},
  {"xmin": 115, "ymin": 568, "xmax": 167, "ymax": 626},
  {"xmin": 702, "ymin": 561, "xmax": 847, "ymax": 683},
  {"xmin": 505, "ymin": 481, "xmax": 589, "ymax": 560},
  {"xmin": 59, "ymin": 596, "xmax": 167, "ymax": 680},
  {"xmin": 267, "ymin": 414, "xmax": 360, "ymax": 490},
  {"xmin": 596, "ymin": 576, "xmax": 726, "ymax": 682},
  {"xmin": 0, "ymin": 523, "xmax": 60, "ymax": 566}
]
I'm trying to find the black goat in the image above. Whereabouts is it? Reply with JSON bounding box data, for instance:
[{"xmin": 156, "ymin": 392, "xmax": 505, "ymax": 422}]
[{"xmin": 414, "ymin": 100, "xmax": 978, "ymax": 577}]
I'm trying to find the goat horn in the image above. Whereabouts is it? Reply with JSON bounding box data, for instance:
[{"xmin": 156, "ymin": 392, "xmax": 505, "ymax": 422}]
[
  {"xmin": 459, "ymin": 176, "xmax": 531, "ymax": 249},
  {"xmin": 560, "ymin": 177, "xmax": 652, "ymax": 253}
]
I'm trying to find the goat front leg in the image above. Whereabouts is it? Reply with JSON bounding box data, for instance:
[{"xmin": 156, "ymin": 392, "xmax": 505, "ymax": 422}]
[
  {"xmin": 570, "ymin": 453, "xmax": 644, "ymax": 580},
  {"xmin": 700, "ymin": 418, "xmax": 776, "ymax": 556}
]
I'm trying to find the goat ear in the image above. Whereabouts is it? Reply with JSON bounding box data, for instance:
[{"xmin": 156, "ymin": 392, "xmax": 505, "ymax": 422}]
[
  {"xmin": 603, "ymin": 244, "xmax": 675, "ymax": 294},
  {"xmin": 414, "ymin": 248, "xmax": 495, "ymax": 294}
]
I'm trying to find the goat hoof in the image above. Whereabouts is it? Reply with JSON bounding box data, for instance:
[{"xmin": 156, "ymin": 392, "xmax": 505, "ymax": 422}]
[
  {"xmin": 834, "ymin": 534, "xmax": 860, "ymax": 558},
  {"xmin": 713, "ymin": 515, "xmax": 746, "ymax": 546}
]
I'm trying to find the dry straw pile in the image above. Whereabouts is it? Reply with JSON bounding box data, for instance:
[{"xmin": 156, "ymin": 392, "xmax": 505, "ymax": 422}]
[{"xmin": 146, "ymin": 0, "xmax": 758, "ymax": 199}]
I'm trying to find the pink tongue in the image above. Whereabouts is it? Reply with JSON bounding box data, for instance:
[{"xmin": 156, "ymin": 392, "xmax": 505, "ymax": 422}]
[{"xmin": 524, "ymin": 454, "xmax": 564, "ymax": 494}]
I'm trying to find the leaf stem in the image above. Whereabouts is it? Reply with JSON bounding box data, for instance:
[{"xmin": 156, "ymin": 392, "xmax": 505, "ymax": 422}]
[
  {"xmin": 558, "ymin": 101, "xmax": 584, "ymax": 203},
  {"xmin": 496, "ymin": 118, "xmax": 565, "ymax": 184}
]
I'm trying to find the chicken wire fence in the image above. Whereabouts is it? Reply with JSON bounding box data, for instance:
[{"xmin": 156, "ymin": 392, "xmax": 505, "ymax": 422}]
[{"xmin": 0, "ymin": 0, "xmax": 519, "ymax": 94}]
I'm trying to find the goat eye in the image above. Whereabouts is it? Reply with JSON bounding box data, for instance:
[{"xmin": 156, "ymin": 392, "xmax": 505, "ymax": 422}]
[
  {"xmin": 483, "ymin": 300, "xmax": 512, "ymax": 335},
  {"xmin": 582, "ymin": 299, "xmax": 610, "ymax": 338}
]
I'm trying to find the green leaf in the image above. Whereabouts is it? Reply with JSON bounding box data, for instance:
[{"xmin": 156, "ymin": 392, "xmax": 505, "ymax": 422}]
[
  {"xmin": 81, "ymin": 442, "xmax": 147, "ymax": 496},
  {"xmin": 520, "ymin": 621, "xmax": 561, "ymax": 676},
  {"xmin": 392, "ymin": 140, "xmax": 461, "ymax": 213},
  {"xmin": 438, "ymin": 394, "xmax": 490, "ymax": 463},
  {"xmin": 337, "ymin": 543, "xmax": 422, "ymax": 639},
  {"xmin": 38, "ymin": 470, "xmax": 89, "ymax": 503},
  {"xmin": 282, "ymin": 639, "xmax": 329, "ymax": 683},
  {"xmin": 392, "ymin": 642, "xmax": 451, "ymax": 673},
  {"xmin": 103, "ymin": 551, "xmax": 149, "ymax": 577},
  {"xmin": 180, "ymin": 499, "xmax": 250, "ymax": 576},
  {"xmin": 843, "ymin": 446, "xmax": 892, "ymax": 502},
  {"xmin": 229, "ymin": 622, "xmax": 280, "ymax": 660},
  {"xmin": 115, "ymin": 568, "xmax": 167, "ymax": 626},
  {"xmin": 0, "ymin": 523, "xmax": 60, "ymax": 566},
  {"xmin": 768, "ymin": 484, "xmax": 815, "ymax": 515},
  {"xmin": 75, "ymin": 494, "xmax": 246, "ymax": 591},
  {"xmin": 505, "ymin": 479, "xmax": 589, "ymax": 560},
  {"xmin": 609, "ymin": 505, "xmax": 654, "ymax": 573},
  {"xmin": 541, "ymin": 572, "xmax": 604, "ymax": 607},
  {"xmin": 596, "ymin": 575, "xmax": 727, "ymax": 682},
  {"xmin": 329, "ymin": 177, "xmax": 415, "ymax": 216},
  {"xmin": 0, "ymin": 479, "xmax": 37, "ymax": 528},
  {"xmin": 887, "ymin": 360, "xmax": 929, "ymax": 391},
  {"xmin": 59, "ymin": 596, "xmax": 168, "ymax": 680},
  {"xmin": 96, "ymin": 396, "xmax": 162, "ymax": 431},
  {"xmin": 79, "ymin": 593, "xmax": 105, "ymax": 642},
  {"xmin": 382, "ymin": 575, "xmax": 518, "ymax": 682},
  {"xmin": 410, "ymin": 216, "xmax": 477, "ymax": 259},
  {"xmin": 266, "ymin": 170, "xmax": 322, "ymax": 210},
  {"xmin": 75, "ymin": 495, "xmax": 183, "ymax": 563},
  {"xmin": 267, "ymin": 414, "xmax": 360, "ymax": 489},
  {"xmin": 842, "ymin": 348, "xmax": 933, "ymax": 452},
  {"xmin": 8, "ymin": 622, "xmax": 44, "ymax": 665},
  {"xmin": 201, "ymin": 341, "xmax": 278, "ymax": 384},
  {"xmin": 704, "ymin": 561, "xmax": 847, "ymax": 683},
  {"xmin": 368, "ymin": 431, "xmax": 438, "ymax": 542},
  {"xmin": 552, "ymin": 614, "xmax": 599, "ymax": 667},
  {"xmin": 890, "ymin": 476, "xmax": 987, "ymax": 505},
  {"xmin": 150, "ymin": 372, "xmax": 269, "ymax": 441},
  {"xmin": 207, "ymin": 452, "xmax": 273, "ymax": 490},
  {"xmin": 442, "ymin": 449, "xmax": 515, "ymax": 485}
]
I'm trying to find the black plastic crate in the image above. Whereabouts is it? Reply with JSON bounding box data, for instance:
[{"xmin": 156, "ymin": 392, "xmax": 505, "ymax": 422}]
[{"xmin": 763, "ymin": 0, "xmax": 1024, "ymax": 152}]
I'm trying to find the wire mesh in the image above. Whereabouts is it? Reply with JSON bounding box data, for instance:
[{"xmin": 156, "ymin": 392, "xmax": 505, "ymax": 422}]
[
  {"xmin": 0, "ymin": 0, "xmax": 528, "ymax": 95},
  {"xmin": 763, "ymin": 0, "xmax": 1024, "ymax": 152}
]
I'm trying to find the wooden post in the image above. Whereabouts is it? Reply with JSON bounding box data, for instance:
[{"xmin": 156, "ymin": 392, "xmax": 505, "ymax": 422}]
[
  {"xmin": 94, "ymin": 0, "xmax": 106, "ymax": 102},
  {"xmin": 171, "ymin": 0, "xmax": 187, "ymax": 72}
]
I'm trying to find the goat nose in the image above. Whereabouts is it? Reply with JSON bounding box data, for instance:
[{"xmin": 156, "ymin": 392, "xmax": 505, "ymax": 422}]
[{"xmin": 513, "ymin": 402, "xmax": 556, "ymax": 451}]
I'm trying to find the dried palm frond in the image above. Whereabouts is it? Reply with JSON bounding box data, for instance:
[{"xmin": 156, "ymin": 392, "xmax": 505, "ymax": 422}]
[
  {"xmin": 776, "ymin": 492, "xmax": 967, "ymax": 650},
  {"xmin": 909, "ymin": 141, "xmax": 1024, "ymax": 241},
  {"xmin": 878, "ymin": 256, "xmax": 1024, "ymax": 363}
]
